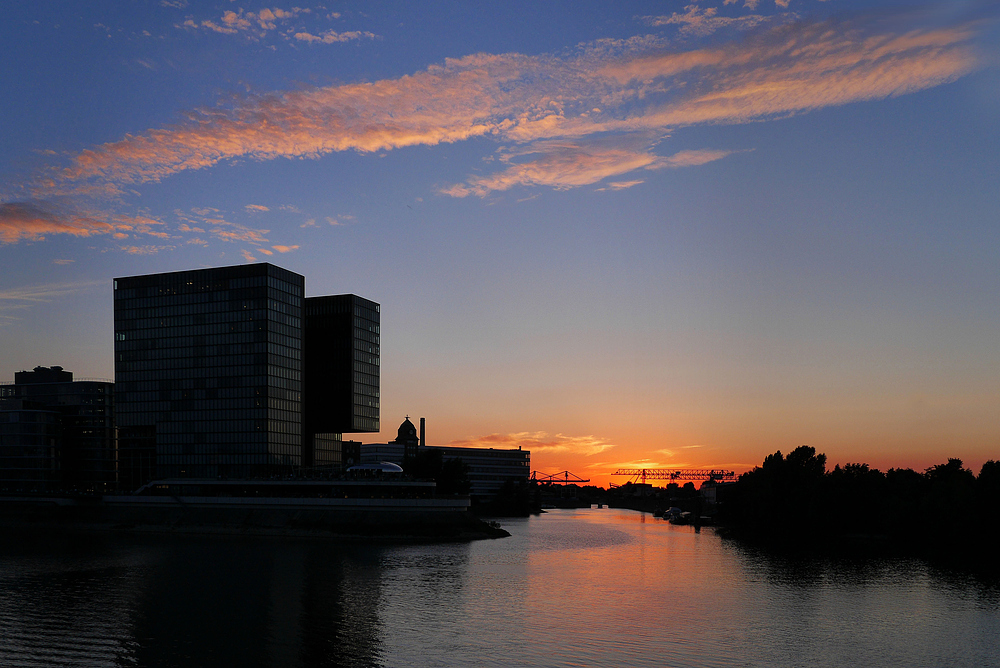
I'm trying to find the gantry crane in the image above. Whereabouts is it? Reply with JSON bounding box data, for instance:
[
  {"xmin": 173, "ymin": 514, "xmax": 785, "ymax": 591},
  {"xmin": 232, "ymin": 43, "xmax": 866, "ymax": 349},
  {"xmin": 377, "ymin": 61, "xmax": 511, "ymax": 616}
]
[{"xmin": 611, "ymin": 468, "xmax": 736, "ymax": 485}]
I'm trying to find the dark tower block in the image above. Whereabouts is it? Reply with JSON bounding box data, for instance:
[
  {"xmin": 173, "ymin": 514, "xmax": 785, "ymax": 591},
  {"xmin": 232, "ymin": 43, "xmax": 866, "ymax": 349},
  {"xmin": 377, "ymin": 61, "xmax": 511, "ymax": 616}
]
[
  {"xmin": 302, "ymin": 295, "xmax": 379, "ymax": 466},
  {"xmin": 114, "ymin": 264, "xmax": 304, "ymax": 488}
]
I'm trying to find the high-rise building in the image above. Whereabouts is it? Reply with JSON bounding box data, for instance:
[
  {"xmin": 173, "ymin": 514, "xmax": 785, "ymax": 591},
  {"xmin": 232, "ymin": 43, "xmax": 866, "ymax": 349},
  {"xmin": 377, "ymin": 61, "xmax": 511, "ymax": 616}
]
[
  {"xmin": 302, "ymin": 294, "xmax": 380, "ymax": 467},
  {"xmin": 114, "ymin": 264, "xmax": 305, "ymax": 488},
  {"xmin": 113, "ymin": 263, "xmax": 379, "ymax": 489},
  {"xmin": 0, "ymin": 366, "xmax": 115, "ymax": 492}
]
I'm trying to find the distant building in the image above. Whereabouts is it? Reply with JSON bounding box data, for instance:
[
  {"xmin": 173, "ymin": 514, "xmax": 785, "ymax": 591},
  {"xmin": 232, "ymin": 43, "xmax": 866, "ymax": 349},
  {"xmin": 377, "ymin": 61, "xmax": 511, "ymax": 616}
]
[
  {"xmin": 0, "ymin": 366, "xmax": 115, "ymax": 492},
  {"xmin": 428, "ymin": 443, "xmax": 530, "ymax": 498},
  {"xmin": 361, "ymin": 417, "xmax": 530, "ymax": 498},
  {"xmin": 113, "ymin": 263, "xmax": 378, "ymax": 490}
]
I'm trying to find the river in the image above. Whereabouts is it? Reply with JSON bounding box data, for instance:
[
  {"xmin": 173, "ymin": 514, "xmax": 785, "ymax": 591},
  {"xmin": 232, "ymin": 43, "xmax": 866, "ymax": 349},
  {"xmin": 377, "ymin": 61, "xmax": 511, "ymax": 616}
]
[{"xmin": 1, "ymin": 508, "xmax": 997, "ymax": 667}]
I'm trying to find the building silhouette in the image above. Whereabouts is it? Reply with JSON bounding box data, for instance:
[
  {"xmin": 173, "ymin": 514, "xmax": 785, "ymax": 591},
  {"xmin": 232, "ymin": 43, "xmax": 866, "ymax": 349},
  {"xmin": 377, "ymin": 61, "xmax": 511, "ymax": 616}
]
[
  {"xmin": 114, "ymin": 263, "xmax": 378, "ymax": 490},
  {"xmin": 361, "ymin": 416, "xmax": 530, "ymax": 498},
  {"xmin": 303, "ymin": 294, "xmax": 380, "ymax": 467},
  {"xmin": 0, "ymin": 366, "xmax": 115, "ymax": 492}
]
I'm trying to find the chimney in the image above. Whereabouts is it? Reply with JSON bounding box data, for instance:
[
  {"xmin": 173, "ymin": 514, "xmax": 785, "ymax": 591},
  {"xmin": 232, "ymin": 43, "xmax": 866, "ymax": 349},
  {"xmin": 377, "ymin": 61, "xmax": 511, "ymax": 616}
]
[{"xmin": 420, "ymin": 417, "xmax": 425, "ymax": 447}]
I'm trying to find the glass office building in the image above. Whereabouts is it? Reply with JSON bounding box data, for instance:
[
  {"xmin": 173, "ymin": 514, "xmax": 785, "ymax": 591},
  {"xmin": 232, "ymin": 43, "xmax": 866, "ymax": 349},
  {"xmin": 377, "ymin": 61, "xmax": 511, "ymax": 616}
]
[
  {"xmin": 303, "ymin": 295, "xmax": 380, "ymax": 466},
  {"xmin": 0, "ymin": 366, "xmax": 115, "ymax": 493},
  {"xmin": 114, "ymin": 264, "xmax": 304, "ymax": 488}
]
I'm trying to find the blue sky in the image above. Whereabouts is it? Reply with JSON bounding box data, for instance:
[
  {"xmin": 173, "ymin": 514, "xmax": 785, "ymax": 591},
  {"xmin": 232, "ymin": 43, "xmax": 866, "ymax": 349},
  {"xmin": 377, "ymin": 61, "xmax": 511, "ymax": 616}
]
[{"xmin": 2, "ymin": 0, "xmax": 998, "ymax": 484}]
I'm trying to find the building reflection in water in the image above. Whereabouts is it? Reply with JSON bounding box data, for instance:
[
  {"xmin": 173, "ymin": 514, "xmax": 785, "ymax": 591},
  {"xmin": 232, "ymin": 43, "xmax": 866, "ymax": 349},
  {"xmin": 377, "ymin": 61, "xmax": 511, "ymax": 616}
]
[{"xmin": 0, "ymin": 535, "xmax": 387, "ymax": 668}]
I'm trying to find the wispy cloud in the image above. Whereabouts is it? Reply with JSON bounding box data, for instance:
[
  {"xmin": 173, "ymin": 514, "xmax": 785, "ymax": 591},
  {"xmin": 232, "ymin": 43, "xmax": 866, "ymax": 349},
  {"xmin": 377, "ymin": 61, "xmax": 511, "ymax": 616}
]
[
  {"xmin": 0, "ymin": 280, "xmax": 106, "ymax": 326},
  {"xmin": 640, "ymin": 5, "xmax": 776, "ymax": 38},
  {"xmin": 182, "ymin": 7, "xmax": 310, "ymax": 39},
  {"xmin": 45, "ymin": 11, "xmax": 979, "ymax": 201},
  {"xmin": 447, "ymin": 431, "xmax": 617, "ymax": 456},
  {"xmin": 441, "ymin": 138, "xmax": 734, "ymax": 197},
  {"xmin": 0, "ymin": 201, "xmax": 164, "ymax": 244},
  {"xmin": 244, "ymin": 204, "xmax": 270, "ymax": 213},
  {"xmin": 597, "ymin": 179, "xmax": 645, "ymax": 191},
  {"xmin": 294, "ymin": 29, "xmax": 376, "ymax": 44},
  {"xmin": 5, "ymin": 7, "xmax": 985, "ymax": 246}
]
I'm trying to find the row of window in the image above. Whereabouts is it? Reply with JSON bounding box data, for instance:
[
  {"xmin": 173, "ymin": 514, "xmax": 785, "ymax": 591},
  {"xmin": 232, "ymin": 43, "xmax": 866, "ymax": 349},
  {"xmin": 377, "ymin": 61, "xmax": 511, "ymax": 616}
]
[
  {"xmin": 116, "ymin": 370, "xmax": 270, "ymax": 385},
  {"xmin": 118, "ymin": 395, "xmax": 264, "ymax": 409},
  {"xmin": 355, "ymin": 328, "xmax": 379, "ymax": 345},
  {"xmin": 354, "ymin": 318, "xmax": 379, "ymax": 334},
  {"xmin": 117, "ymin": 353, "xmax": 276, "ymax": 368},
  {"xmin": 268, "ymin": 330, "xmax": 301, "ymax": 351},
  {"xmin": 267, "ymin": 376, "xmax": 301, "ymax": 392},
  {"xmin": 353, "ymin": 361, "xmax": 380, "ymax": 376},
  {"xmin": 118, "ymin": 360, "xmax": 274, "ymax": 374},
  {"xmin": 353, "ymin": 405, "xmax": 379, "ymax": 418},
  {"xmin": 115, "ymin": 294, "xmax": 264, "ymax": 312},
  {"xmin": 266, "ymin": 275, "xmax": 304, "ymax": 298},
  {"xmin": 117, "ymin": 330, "xmax": 266, "ymax": 345},
  {"xmin": 115, "ymin": 308, "xmax": 270, "ymax": 328},
  {"xmin": 125, "ymin": 409, "xmax": 266, "ymax": 422},
  {"xmin": 354, "ymin": 303, "xmax": 380, "ymax": 320},
  {"xmin": 156, "ymin": 453, "xmax": 302, "ymax": 466},
  {"xmin": 116, "ymin": 322, "xmax": 266, "ymax": 340},
  {"xmin": 266, "ymin": 296, "xmax": 300, "ymax": 317},
  {"xmin": 353, "ymin": 382, "xmax": 380, "ymax": 399}
]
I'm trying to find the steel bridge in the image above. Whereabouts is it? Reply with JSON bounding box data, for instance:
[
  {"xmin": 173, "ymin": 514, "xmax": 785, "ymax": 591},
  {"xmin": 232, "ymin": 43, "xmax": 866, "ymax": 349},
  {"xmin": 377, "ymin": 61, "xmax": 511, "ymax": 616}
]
[
  {"xmin": 530, "ymin": 470, "xmax": 591, "ymax": 485},
  {"xmin": 612, "ymin": 468, "xmax": 736, "ymax": 485}
]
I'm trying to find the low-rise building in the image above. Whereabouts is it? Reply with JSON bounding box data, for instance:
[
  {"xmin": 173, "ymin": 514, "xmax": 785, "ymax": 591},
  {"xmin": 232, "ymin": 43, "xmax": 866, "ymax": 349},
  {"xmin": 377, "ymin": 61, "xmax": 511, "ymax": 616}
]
[
  {"xmin": 0, "ymin": 366, "xmax": 115, "ymax": 492},
  {"xmin": 361, "ymin": 417, "xmax": 530, "ymax": 498}
]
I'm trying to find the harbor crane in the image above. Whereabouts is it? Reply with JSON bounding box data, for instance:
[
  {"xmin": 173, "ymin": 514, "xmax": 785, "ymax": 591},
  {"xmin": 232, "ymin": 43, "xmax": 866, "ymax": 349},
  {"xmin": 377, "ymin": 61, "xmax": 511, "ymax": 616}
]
[
  {"xmin": 611, "ymin": 468, "xmax": 736, "ymax": 485},
  {"xmin": 530, "ymin": 470, "xmax": 591, "ymax": 485}
]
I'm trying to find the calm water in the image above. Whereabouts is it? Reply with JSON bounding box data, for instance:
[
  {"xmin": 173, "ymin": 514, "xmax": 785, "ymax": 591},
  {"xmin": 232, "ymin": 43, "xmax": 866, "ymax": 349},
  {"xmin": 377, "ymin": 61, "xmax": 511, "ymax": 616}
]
[{"xmin": 1, "ymin": 509, "xmax": 998, "ymax": 667}]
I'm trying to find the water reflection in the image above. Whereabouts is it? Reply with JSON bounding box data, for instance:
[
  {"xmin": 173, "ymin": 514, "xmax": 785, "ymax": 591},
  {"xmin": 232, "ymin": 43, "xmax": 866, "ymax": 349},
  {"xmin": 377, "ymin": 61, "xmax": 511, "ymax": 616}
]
[
  {"xmin": 0, "ymin": 535, "xmax": 386, "ymax": 668},
  {"xmin": 0, "ymin": 512, "xmax": 998, "ymax": 668}
]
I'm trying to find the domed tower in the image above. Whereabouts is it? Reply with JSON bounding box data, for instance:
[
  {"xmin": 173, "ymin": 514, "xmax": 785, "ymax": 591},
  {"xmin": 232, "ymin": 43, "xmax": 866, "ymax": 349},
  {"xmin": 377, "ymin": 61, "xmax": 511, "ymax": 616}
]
[
  {"xmin": 391, "ymin": 416, "xmax": 420, "ymax": 460},
  {"xmin": 392, "ymin": 416, "xmax": 419, "ymax": 446}
]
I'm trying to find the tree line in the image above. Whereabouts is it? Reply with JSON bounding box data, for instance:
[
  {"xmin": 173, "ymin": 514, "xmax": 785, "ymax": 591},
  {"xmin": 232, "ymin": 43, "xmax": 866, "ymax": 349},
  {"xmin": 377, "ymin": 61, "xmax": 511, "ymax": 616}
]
[{"xmin": 717, "ymin": 446, "xmax": 1000, "ymax": 561}]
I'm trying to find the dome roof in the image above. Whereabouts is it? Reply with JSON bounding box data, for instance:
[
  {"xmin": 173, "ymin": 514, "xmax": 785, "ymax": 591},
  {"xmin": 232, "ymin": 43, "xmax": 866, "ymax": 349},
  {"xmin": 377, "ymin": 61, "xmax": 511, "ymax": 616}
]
[
  {"xmin": 347, "ymin": 462, "xmax": 404, "ymax": 474},
  {"xmin": 393, "ymin": 416, "xmax": 419, "ymax": 445}
]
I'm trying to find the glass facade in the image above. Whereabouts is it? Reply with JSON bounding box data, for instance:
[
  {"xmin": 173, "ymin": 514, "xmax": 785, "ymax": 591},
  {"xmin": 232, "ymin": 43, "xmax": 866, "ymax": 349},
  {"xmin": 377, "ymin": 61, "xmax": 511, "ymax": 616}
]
[
  {"xmin": 114, "ymin": 264, "xmax": 304, "ymax": 487},
  {"xmin": 0, "ymin": 367, "xmax": 116, "ymax": 493},
  {"xmin": 303, "ymin": 295, "xmax": 380, "ymax": 452}
]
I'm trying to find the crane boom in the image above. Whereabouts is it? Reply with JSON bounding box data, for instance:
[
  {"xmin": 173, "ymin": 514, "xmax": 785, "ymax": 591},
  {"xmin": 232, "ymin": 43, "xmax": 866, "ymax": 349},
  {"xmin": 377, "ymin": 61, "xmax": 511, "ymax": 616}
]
[{"xmin": 612, "ymin": 468, "xmax": 736, "ymax": 485}]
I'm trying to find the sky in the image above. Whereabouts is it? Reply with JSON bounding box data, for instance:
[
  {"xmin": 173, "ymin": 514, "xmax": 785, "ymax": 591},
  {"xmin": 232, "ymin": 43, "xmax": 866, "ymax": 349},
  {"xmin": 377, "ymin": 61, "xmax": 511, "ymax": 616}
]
[{"xmin": 1, "ymin": 0, "xmax": 998, "ymax": 487}]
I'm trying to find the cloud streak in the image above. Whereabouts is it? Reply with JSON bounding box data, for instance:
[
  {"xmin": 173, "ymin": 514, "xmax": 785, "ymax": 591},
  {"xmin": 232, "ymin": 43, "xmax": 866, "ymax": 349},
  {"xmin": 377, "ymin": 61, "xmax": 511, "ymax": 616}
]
[
  {"xmin": 441, "ymin": 139, "xmax": 735, "ymax": 197},
  {"xmin": 294, "ymin": 29, "xmax": 376, "ymax": 44},
  {"xmin": 0, "ymin": 280, "xmax": 107, "ymax": 326},
  {"xmin": 5, "ymin": 7, "xmax": 984, "ymax": 245},
  {"xmin": 0, "ymin": 201, "xmax": 164, "ymax": 244},
  {"xmin": 447, "ymin": 431, "xmax": 617, "ymax": 456},
  {"xmin": 51, "ymin": 12, "xmax": 980, "ymax": 197}
]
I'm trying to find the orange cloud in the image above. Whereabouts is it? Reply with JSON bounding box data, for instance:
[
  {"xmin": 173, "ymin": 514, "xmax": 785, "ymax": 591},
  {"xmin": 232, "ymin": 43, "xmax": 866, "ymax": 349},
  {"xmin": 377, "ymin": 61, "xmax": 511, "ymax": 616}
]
[
  {"xmin": 448, "ymin": 431, "xmax": 617, "ymax": 456},
  {"xmin": 182, "ymin": 7, "xmax": 310, "ymax": 39},
  {"xmin": 272, "ymin": 244, "xmax": 299, "ymax": 253},
  {"xmin": 640, "ymin": 5, "xmax": 776, "ymax": 37},
  {"xmin": 294, "ymin": 30, "xmax": 376, "ymax": 44},
  {"xmin": 442, "ymin": 140, "xmax": 734, "ymax": 197},
  {"xmin": 0, "ymin": 201, "xmax": 165, "ymax": 244},
  {"xmin": 38, "ymin": 11, "xmax": 985, "ymax": 198}
]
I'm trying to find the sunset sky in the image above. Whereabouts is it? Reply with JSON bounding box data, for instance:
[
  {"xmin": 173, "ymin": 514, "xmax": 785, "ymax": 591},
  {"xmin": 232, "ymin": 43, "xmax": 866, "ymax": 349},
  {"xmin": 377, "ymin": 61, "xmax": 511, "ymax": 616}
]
[{"xmin": 2, "ymin": 0, "xmax": 998, "ymax": 487}]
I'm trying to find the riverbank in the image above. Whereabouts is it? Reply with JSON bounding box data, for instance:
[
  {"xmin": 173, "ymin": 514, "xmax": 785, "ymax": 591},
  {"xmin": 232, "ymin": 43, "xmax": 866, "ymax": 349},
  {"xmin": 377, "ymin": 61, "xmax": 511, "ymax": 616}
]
[{"xmin": 0, "ymin": 495, "xmax": 510, "ymax": 541}]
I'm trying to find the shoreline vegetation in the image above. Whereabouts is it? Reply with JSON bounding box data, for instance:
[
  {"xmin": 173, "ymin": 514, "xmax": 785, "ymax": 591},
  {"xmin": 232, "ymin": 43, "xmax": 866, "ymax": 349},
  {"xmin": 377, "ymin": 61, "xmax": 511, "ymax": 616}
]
[{"xmin": 715, "ymin": 447, "xmax": 1000, "ymax": 569}]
